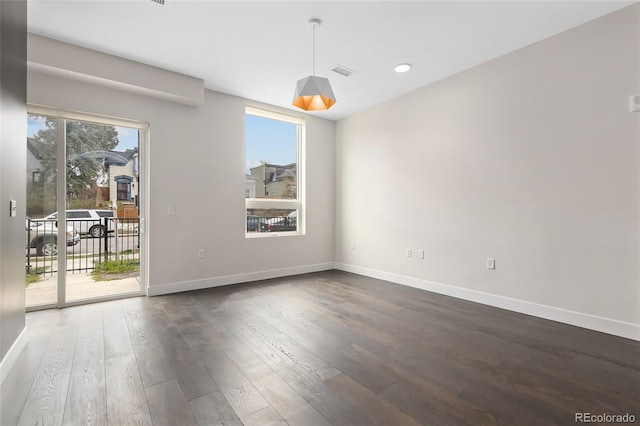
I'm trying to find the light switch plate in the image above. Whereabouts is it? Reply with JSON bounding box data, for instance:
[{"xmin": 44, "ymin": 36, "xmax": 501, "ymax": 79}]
[
  {"xmin": 487, "ymin": 258, "xmax": 496, "ymax": 270},
  {"xmin": 630, "ymin": 94, "xmax": 640, "ymax": 112},
  {"xmin": 10, "ymin": 200, "xmax": 17, "ymax": 217}
]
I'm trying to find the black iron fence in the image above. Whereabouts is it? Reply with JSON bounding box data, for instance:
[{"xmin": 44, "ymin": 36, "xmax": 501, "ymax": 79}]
[
  {"xmin": 247, "ymin": 210, "xmax": 298, "ymax": 233},
  {"xmin": 26, "ymin": 217, "xmax": 140, "ymax": 277}
]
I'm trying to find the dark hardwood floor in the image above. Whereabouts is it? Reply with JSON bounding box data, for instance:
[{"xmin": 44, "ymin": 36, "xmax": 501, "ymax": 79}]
[{"xmin": 1, "ymin": 270, "xmax": 639, "ymax": 425}]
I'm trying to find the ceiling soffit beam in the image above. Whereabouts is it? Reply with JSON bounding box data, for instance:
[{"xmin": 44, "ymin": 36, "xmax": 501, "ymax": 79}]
[{"xmin": 27, "ymin": 34, "xmax": 204, "ymax": 106}]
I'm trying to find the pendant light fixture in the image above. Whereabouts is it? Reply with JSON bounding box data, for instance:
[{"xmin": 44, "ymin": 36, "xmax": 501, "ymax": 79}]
[{"xmin": 292, "ymin": 18, "xmax": 336, "ymax": 111}]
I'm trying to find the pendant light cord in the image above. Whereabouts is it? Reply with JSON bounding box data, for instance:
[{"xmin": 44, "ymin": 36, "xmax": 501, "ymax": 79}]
[{"xmin": 312, "ymin": 23, "xmax": 316, "ymax": 76}]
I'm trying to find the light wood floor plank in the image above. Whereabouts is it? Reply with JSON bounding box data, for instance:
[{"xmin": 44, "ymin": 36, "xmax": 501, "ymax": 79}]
[
  {"xmin": 17, "ymin": 324, "xmax": 78, "ymax": 426},
  {"xmin": 188, "ymin": 391, "xmax": 243, "ymax": 426},
  {"xmin": 241, "ymin": 405, "xmax": 287, "ymax": 426},
  {"xmin": 197, "ymin": 345, "xmax": 269, "ymax": 418},
  {"xmin": 61, "ymin": 306, "xmax": 107, "ymax": 426},
  {"xmin": 62, "ymin": 334, "xmax": 107, "ymax": 426},
  {"xmin": 326, "ymin": 373, "xmax": 423, "ymax": 426},
  {"xmin": 8, "ymin": 270, "xmax": 639, "ymax": 425},
  {"xmin": 105, "ymin": 353, "xmax": 152, "ymax": 426},
  {"xmin": 145, "ymin": 379, "xmax": 198, "ymax": 426},
  {"xmin": 103, "ymin": 303, "xmax": 134, "ymax": 360},
  {"xmin": 250, "ymin": 372, "xmax": 332, "ymax": 426},
  {"xmin": 126, "ymin": 316, "xmax": 175, "ymax": 388},
  {"xmin": 0, "ymin": 315, "xmax": 59, "ymax": 426}
]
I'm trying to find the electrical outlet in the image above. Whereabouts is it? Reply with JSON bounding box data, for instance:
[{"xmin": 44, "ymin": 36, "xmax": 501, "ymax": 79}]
[
  {"xmin": 198, "ymin": 249, "xmax": 206, "ymax": 259},
  {"xmin": 487, "ymin": 258, "xmax": 495, "ymax": 270},
  {"xmin": 418, "ymin": 250, "xmax": 424, "ymax": 259},
  {"xmin": 168, "ymin": 205, "xmax": 176, "ymax": 215},
  {"xmin": 351, "ymin": 241, "xmax": 356, "ymax": 249},
  {"xmin": 406, "ymin": 249, "xmax": 412, "ymax": 258}
]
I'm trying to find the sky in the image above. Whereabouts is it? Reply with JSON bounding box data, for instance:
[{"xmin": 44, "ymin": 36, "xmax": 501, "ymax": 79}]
[
  {"xmin": 245, "ymin": 114, "xmax": 297, "ymax": 174},
  {"xmin": 27, "ymin": 115, "xmax": 139, "ymax": 151}
]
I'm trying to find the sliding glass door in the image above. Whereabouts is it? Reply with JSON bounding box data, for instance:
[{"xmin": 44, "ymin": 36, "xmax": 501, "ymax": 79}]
[{"xmin": 26, "ymin": 110, "xmax": 147, "ymax": 310}]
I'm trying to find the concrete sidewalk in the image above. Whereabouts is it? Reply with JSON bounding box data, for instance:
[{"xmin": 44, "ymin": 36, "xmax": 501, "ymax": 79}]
[{"xmin": 26, "ymin": 273, "xmax": 141, "ymax": 307}]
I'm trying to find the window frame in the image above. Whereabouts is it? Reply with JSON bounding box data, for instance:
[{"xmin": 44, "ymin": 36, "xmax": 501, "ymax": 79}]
[{"xmin": 245, "ymin": 105, "xmax": 305, "ymax": 237}]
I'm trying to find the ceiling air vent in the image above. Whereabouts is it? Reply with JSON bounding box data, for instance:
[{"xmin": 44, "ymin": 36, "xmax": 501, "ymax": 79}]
[
  {"xmin": 332, "ymin": 65, "xmax": 356, "ymax": 77},
  {"xmin": 150, "ymin": 0, "xmax": 165, "ymax": 5}
]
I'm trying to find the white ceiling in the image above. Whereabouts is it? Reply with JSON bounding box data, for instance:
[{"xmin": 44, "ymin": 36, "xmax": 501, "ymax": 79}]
[{"xmin": 27, "ymin": 0, "xmax": 634, "ymax": 121}]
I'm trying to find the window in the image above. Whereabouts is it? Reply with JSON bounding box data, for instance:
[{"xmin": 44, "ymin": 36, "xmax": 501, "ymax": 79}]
[
  {"xmin": 117, "ymin": 182, "xmax": 130, "ymax": 200},
  {"xmin": 67, "ymin": 211, "xmax": 91, "ymax": 219},
  {"xmin": 115, "ymin": 175, "xmax": 133, "ymax": 201},
  {"xmin": 245, "ymin": 106, "xmax": 304, "ymax": 235}
]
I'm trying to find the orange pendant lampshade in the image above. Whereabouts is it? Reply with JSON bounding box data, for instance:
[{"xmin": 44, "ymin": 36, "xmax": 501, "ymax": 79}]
[
  {"xmin": 292, "ymin": 19, "xmax": 336, "ymax": 111},
  {"xmin": 292, "ymin": 75, "xmax": 336, "ymax": 111}
]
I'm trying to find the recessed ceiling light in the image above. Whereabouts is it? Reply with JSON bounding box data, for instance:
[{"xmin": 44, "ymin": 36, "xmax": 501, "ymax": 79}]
[{"xmin": 394, "ymin": 63, "xmax": 411, "ymax": 73}]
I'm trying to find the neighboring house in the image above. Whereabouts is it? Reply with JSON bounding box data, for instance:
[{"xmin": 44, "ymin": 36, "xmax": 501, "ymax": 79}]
[
  {"xmin": 250, "ymin": 163, "xmax": 296, "ymax": 199},
  {"xmin": 245, "ymin": 174, "xmax": 258, "ymax": 198},
  {"xmin": 26, "ymin": 138, "xmax": 139, "ymax": 208},
  {"xmin": 105, "ymin": 148, "xmax": 139, "ymax": 208},
  {"xmin": 27, "ymin": 138, "xmax": 43, "ymax": 185}
]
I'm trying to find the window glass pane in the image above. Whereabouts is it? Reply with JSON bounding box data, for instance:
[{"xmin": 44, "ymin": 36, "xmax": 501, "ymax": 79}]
[
  {"xmin": 27, "ymin": 115, "xmax": 57, "ymax": 218},
  {"xmin": 26, "ymin": 114, "xmax": 58, "ymax": 307},
  {"xmin": 67, "ymin": 211, "xmax": 91, "ymax": 218},
  {"xmin": 245, "ymin": 114, "xmax": 297, "ymax": 200},
  {"xmin": 117, "ymin": 182, "xmax": 130, "ymax": 200},
  {"xmin": 245, "ymin": 107, "xmax": 303, "ymax": 236}
]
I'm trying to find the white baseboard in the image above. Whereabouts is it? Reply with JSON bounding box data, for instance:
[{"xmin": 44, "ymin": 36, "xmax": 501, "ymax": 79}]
[
  {"xmin": 147, "ymin": 262, "xmax": 335, "ymax": 297},
  {"xmin": 335, "ymin": 263, "xmax": 640, "ymax": 342},
  {"xmin": 0, "ymin": 327, "xmax": 28, "ymax": 386}
]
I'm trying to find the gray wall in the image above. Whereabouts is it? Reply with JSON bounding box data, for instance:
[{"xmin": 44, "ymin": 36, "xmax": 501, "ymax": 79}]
[
  {"xmin": 0, "ymin": 0, "xmax": 27, "ymax": 361},
  {"xmin": 336, "ymin": 4, "xmax": 640, "ymax": 334},
  {"xmin": 28, "ymin": 40, "xmax": 336, "ymax": 296}
]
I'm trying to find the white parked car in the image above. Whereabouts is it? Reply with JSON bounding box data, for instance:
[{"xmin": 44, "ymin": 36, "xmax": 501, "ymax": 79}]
[
  {"xmin": 43, "ymin": 209, "xmax": 115, "ymax": 237},
  {"xmin": 26, "ymin": 219, "xmax": 80, "ymax": 256}
]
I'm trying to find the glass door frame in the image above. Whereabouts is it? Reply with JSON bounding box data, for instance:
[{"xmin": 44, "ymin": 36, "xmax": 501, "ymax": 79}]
[{"xmin": 27, "ymin": 104, "xmax": 149, "ymax": 311}]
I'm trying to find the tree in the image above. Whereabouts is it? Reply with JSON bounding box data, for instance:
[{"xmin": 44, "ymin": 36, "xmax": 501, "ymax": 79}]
[
  {"xmin": 29, "ymin": 116, "xmax": 120, "ymax": 212},
  {"xmin": 65, "ymin": 120, "xmax": 119, "ymax": 204}
]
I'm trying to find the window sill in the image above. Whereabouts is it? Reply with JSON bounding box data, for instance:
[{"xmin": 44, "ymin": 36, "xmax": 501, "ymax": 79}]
[{"xmin": 245, "ymin": 231, "xmax": 305, "ymax": 239}]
